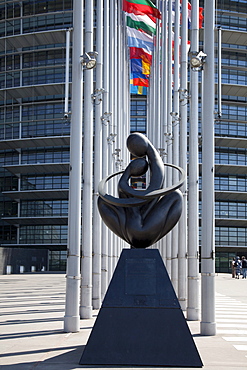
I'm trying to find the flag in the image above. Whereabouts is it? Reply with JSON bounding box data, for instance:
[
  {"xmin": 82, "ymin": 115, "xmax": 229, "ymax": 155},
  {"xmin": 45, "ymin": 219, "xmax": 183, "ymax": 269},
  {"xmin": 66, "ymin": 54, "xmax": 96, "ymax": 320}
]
[
  {"xmin": 131, "ymin": 59, "xmax": 143, "ymax": 73},
  {"xmin": 129, "ymin": 47, "xmax": 152, "ymax": 64},
  {"xmin": 123, "ymin": 0, "xmax": 161, "ymax": 20},
  {"xmin": 126, "ymin": 12, "xmax": 156, "ymax": 35},
  {"xmin": 131, "ymin": 72, "xmax": 150, "ymax": 87},
  {"xmin": 123, "ymin": 0, "xmax": 160, "ymax": 95},
  {"xmin": 188, "ymin": 2, "xmax": 191, "ymax": 27},
  {"xmin": 129, "ymin": 49, "xmax": 152, "ymax": 97},
  {"xmin": 133, "ymin": 77, "xmax": 149, "ymax": 87},
  {"xmin": 199, "ymin": 7, "xmax": 204, "ymax": 28},
  {"xmin": 127, "ymin": 26, "xmax": 154, "ymax": 52},
  {"xmin": 187, "ymin": 2, "xmax": 204, "ymax": 29},
  {"xmin": 130, "ymin": 83, "xmax": 148, "ymax": 95},
  {"xmin": 131, "ymin": 58, "xmax": 151, "ymax": 75},
  {"xmin": 142, "ymin": 60, "xmax": 151, "ymax": 74},
  {"xmin": 170, "ymin": 1, "xmax": 204, "ymax": 29}
]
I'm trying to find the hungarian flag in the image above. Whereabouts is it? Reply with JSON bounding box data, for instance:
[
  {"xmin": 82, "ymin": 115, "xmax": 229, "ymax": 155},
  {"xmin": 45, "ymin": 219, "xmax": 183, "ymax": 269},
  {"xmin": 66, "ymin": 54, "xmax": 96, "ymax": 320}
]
[
  {"xmin": 126, "ymin": 12, "xmax": 156, "ymax": 35},
  {"xmin": 129, "ymin": 47, "xmax": 152, "ymax": 64},
  {"xmin": 123, "ymin": 0, "xmax": 161, "ymax": 20}
]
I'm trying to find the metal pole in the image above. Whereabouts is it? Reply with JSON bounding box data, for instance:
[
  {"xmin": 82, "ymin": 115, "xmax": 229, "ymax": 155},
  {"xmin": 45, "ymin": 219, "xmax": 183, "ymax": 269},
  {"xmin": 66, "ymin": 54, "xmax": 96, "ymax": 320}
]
[
  {"xmin": 178, "ymin": 0, "xmax": 188, "ymax": 312},
  {"xmin": 148, "ymin": 60, "xmax": 155, "ymax": 143},
  {"xmin": 166, "ymin": 0, "xmax": 173, "ymax": 277},
  {"xmin": 116, "ymin": 1, "xmax": 123, "ymax": 265},
  {"xmin": 200, "ymin": 0, "xmax": 216, "ymax": 336},
  {"xmin": 80, "ymin": 0, "xmax": 94, "ymax": 319},
  {"xmin": 217, "ymin": 27, "xmax": 222, "ymax": 119},
  {"xmin": 160, "ymin": 0, "xmax": 168, "ymax": 264},
  {"xmin": 64, "ymin": 28, "xmax": 71, "ymax": 116},
  {"xmin": 160, "ymin": 0, "xmax": 168, "ymax": 164},
  {"xmin": 64, "ymin": 0, "xmax": 83, "ymax": 333},
  {"xmin": 122, "ymin": 10, "xmax": 130, "ymax": 170},
  {"xmin": 155, "ymin": 16, "xmax": 161, "ymax": 150},
  {"xmin": 171, "ymin": 0, "xmax": 180, "ymax": 294},
  {"xmin": 121, "ymin": 11, "xmax": 128, "ymax": 170},
  {"xmin": 92, "ymin": 0, "xmax": 103, "ymax": 310},
  {"xmin": 101, "ymin": 0, "xmax": 110, "ymax": 301},
  {"xmin": 107, "ymin": 140, "xmax": 113, "ymax": 283},
  {"xmin": 187, "ymin": 0, "xmax": 200, "ymax": 321},
  {"xmin": 107, "ymin": 0, "xmax": 117, "ymax": 283},
  {"xmin": 113, "ymin": 1, "xmax": 119, "ymax": 272}
]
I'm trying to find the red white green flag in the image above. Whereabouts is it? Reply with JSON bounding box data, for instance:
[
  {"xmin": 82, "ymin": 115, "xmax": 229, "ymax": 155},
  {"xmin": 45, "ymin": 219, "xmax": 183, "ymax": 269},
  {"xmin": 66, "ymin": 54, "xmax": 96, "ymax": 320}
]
[
  {"xmin": 126, "ymin": 12, "xmax": 156, "ymax": 35},
  {"xmin": 123, "ymin": 0, "xmax": 161, "ymax": 20}
]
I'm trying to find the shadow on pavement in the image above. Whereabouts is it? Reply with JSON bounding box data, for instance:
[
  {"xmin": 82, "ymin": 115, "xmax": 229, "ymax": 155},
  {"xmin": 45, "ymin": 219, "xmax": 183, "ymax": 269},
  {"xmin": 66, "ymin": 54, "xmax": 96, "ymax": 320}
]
[{"xmin": 1, "ymin": 346, "xmax": 85, "ymax": 370}]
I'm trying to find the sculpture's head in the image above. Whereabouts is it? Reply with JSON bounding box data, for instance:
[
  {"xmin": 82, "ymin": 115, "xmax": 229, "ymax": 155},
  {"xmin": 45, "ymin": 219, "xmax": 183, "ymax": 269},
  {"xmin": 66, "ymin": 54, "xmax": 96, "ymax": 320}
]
[
  {"xmin": 127, "ymin": 132, "xmax": 149, "ymax": 158},
  {"xmin": 127, "ymin": 157, "xmax": 148, "ymax": 177}
]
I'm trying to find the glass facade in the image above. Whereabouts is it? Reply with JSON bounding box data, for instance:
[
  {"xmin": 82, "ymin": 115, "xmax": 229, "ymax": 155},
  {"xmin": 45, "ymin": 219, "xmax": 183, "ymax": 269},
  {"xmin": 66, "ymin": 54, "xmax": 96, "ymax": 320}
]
[
  {"xmin": 203, "ymin": 0, "xmax": 247, "ymax": 271},
  {"xmin": 130, "ymin": 97, "xmax": 147, "ymax": 133},
  {"xmin": 0, "ymin": 0, "xmax": 72, "ymax": 272}
]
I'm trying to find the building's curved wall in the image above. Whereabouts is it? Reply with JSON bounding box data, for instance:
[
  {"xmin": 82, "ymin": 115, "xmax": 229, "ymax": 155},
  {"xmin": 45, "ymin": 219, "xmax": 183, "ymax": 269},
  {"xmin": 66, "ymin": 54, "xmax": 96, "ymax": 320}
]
[
  {"xmin": 199, "ymin": 0, "xmax": 247, "ymax": 272},
  {"xmin": 0, "ymin": 1, "xmax": 73, "ymax": 273}
]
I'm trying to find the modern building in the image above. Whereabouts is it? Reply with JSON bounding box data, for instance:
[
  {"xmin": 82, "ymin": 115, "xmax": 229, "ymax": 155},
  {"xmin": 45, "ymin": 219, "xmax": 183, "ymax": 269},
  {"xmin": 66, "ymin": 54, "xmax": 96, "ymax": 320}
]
[
  {"xmin": 0, "ymin": 0, "xmax": 73, "ymax": 273},
  {"xmin": 205, "ymin": 0, "xmax": 247, "ymax": 272},
  {"xmin": 0, "ymin": 0, "xmax": 246, "ymax": 274},
  {"xmin": 130, "ymin": 0, "xmax": 247, "ymax": 273}
]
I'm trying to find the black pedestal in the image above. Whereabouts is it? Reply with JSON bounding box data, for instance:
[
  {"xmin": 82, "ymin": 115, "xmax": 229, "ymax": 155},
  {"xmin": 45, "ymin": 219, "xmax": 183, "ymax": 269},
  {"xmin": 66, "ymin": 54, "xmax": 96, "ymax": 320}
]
[{"xmin": 80, "ymin": 249, "xmax": 203, "ymax": 367}]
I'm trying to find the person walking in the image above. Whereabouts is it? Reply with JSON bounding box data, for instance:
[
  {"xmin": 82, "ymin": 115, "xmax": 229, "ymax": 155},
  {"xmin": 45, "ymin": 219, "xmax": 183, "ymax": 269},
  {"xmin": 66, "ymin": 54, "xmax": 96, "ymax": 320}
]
[
  {"xmin": 234, "ymin": 257, "xmax": 241, "ymax": 279},
  {"xmin": 241, "ymin": 256, "xmax": 247, "ymax": 279},
  {"xmin": 231, "ymin": 258, "xmax": 236, "ymax": 278}
]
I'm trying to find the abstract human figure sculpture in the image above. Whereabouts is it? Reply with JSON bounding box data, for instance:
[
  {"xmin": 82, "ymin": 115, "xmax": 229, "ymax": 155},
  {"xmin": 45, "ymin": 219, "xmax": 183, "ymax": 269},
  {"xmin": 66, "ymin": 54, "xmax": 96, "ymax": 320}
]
[{"xmin": 98, "ymin": 133, "xmax": 185, "ymax": 248}]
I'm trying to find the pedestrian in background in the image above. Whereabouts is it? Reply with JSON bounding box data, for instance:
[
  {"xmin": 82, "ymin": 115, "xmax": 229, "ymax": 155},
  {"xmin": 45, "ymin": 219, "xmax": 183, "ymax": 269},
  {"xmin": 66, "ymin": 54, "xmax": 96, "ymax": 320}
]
[
  {"xmin": 241, "ymin": 256, "xmax": 247, "ymax": 279},
  {"xmin": 234, "ymin": 257, "xmax": 241, "ymax": 279},
  {"xmin": 231, "ymin": 258, "xmax": 236, "ymax": 278}
]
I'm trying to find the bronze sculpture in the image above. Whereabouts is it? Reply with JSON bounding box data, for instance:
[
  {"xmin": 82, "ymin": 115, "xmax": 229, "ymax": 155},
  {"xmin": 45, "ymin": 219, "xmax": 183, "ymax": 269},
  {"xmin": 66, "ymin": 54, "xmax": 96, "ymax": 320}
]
[
  {"xmin": 98, "ymin": 133, "xmax": 185, "ymax": 248},
  {"xmin": 81, "ymin": 134, "xmax": 203, "ymax": 367}
]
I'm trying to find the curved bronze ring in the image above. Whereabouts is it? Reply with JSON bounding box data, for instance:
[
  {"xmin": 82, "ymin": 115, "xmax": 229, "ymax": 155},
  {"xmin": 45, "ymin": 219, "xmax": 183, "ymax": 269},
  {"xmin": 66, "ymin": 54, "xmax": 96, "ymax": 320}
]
[{"xmin": 98, "ymin": 163, "xmax": 186, "ymax": 208}]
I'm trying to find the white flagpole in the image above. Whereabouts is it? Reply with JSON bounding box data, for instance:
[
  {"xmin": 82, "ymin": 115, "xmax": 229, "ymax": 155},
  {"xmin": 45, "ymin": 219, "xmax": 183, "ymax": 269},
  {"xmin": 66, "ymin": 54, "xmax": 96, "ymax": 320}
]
[
  {"xmin": 148, "ymin": 52, "xmax": 155, "ymax": 144},
  {"xmin": 187, "ymin": 0, "xmax": 200, "ymax": 321},
  {"xmin": 217, "ymin": 27, "xmax": 222, "ymax": 119},
  {"xmin": 178, "ymin": 0, "xmax": 188, "ymax": 312},
  {"xmin": 121, "ymin": 11, "xmax": 128, "ymax": 170},
  {"xmin": 200, "ymin": 0, "xmax": 216, "ymax": 336},
  {"xmin": 101, "ymin": 0, "xmax": 110, "ymax": 301},
  {"xmin": 117, "ymin": 1, "xmax": 123, "ymax": 261},
  {"xmin": 107, "ymin": 0, "xmax": 117, "ymax": 283},
  {"xmin": 160, "ymin": 0, "xmax": 168, "ymax": 263},
  {"xmin": 153, "ymin": 2, "xmax": 161, "ymax": 253},
  {"xmin": 171, "ymin": 0, "xmax": 180, "ymax": 294},
  {"xmin": 166, "ymin": 0, "xmax": 173, "ymax": 277},
  {"xmin": 122, "ymin": 10, "xmax": 130, "ymax": 171},
  {"xmin": 80, "ymin": 0, "xmax": 94, "ymax": 319},
  {"xmin": 64, "ymin": 0, "xmax": 83, "ymax": 332},
  {"xmin": 113, "ymin": 1, "xmax": 119, "ymax": 271},
  {"xmin": 155, "ymin": 14, "xmax": 161, "ymax": 150},
  {"xmin": 92, "ymin": 0, "xmax": 103, "ymax": 310},
  {"xmin": 64, "ymin": 29, "xmax": 71, "ymax": 116}
]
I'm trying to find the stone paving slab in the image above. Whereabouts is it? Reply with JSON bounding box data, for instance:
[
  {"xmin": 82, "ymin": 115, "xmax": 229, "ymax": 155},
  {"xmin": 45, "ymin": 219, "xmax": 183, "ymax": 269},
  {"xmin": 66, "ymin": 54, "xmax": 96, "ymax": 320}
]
[{"xmin": 0, "ymin": 273, "xmax": 247, "ymax": 369}]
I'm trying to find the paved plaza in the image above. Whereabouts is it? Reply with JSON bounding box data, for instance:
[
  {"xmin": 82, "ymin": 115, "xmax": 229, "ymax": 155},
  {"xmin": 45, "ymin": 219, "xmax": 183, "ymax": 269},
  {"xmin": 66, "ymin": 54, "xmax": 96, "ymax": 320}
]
[{"xmin": 0, "ymin": 271, "xmax": 247, "ymax": 369}]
